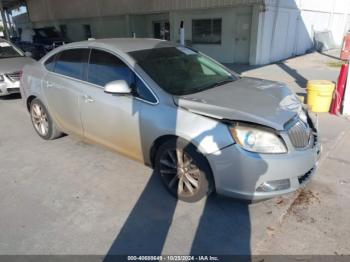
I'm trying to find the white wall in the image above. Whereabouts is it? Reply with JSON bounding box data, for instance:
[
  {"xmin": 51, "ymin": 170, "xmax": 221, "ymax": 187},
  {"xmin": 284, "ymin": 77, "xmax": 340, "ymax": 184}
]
[
  {"xmin": 253, "ymin": 0, "xmax": 350, "ymax": 65},
  {"xmin": 171, "ymin": 6, "xmax": 253, "ymax": 63}
]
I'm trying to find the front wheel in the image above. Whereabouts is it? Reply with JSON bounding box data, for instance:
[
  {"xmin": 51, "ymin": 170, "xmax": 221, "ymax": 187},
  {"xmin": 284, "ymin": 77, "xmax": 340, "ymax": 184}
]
[
  {"xmin": 30, "ymin": 98, "xmax": 63, "ymax": 140},
  {"xmin": 155, "ymin": 138, "xmax": 214, "ymax": 202}
]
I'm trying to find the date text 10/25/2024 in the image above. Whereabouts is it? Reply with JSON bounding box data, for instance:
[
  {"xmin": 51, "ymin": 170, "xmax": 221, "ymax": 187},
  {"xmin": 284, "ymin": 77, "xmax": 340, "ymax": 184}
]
[{"xmin": 127, "ymin": 256, "xmax": 220, "ymax": 261}]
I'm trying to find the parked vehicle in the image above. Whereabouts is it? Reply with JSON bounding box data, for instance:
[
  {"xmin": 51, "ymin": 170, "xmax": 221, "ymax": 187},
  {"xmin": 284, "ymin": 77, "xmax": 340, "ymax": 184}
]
[
  {"xmin": 33, "ymin": 27, "xmax": 66, "ymax": 52},
  {"xmin": 12, "ymin": 40, "xmax": 47, "ymax": 61},
  {"xmin": 20, "ymin": 38, "xmax": 321, "ymax": 202},
  {"xmin": 0, "ymin": 39, "xmax": 35, "ymax": 97}
]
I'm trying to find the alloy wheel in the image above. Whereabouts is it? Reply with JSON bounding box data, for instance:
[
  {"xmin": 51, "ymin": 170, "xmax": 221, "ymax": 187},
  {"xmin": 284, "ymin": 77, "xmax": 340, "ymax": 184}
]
[
  {"xmin": 31, "ymin": 103, "xmax": 49, "ymax": 136},
  {"xmin": 159, "ymin": 148, "xmax": 201, "ymax": 197}
]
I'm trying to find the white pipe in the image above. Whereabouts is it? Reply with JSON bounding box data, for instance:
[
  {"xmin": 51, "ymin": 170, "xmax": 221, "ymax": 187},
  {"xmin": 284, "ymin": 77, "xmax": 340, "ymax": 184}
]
[{"xmin": 180, "ymin": 21, "xmax": 185, "ymax": 46}]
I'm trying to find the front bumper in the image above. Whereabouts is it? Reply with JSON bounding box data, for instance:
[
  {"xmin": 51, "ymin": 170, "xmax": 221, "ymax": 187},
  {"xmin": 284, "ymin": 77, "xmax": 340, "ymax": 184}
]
[
  {"xmin": 0, "ymin": 79, "xmax": 21, "ymax": 96},
  {"xmin": 207, "ymin": 141, "xmax": 321, "ymax": 201}
]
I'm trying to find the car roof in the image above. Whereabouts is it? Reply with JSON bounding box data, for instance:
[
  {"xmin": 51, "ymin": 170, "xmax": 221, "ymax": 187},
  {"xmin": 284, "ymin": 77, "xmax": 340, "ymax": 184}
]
[{"xmin": 65, "ymin": 38, "xmax": 175, "ymax": 53}]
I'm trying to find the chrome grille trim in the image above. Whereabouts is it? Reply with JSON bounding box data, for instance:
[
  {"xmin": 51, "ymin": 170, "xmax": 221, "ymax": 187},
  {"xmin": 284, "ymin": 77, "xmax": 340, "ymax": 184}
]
[
  {"xmin": 5, "ymin": 72, "xmax": 21, "ymax": 82},
  {"xmin": 287, "ymin": 119, "xmax": 312, "ymax": 149}
]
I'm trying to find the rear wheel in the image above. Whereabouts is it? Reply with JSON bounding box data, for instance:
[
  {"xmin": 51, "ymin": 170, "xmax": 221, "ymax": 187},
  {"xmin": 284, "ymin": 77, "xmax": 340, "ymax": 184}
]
[
  {"xmin": 155, "ymin": 138, "xmax": 214, "ymax": 202},
  {"xmin": 30, "ymin": 98, "xmax": 62, "ymax": 140}
]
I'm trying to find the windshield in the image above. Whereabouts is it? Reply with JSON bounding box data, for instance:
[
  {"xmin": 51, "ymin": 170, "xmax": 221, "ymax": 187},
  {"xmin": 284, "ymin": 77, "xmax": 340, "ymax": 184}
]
[
  {"xmin": 0, "ymin": 42, "xmax": 23, "ymax": 59},
  {"xmin": 129, "ymin": 47, "xmax": 238, "ymax": 96},
  {"xmin": 36, "ymin": 28, "xmax": 61, "ymax": 38}
]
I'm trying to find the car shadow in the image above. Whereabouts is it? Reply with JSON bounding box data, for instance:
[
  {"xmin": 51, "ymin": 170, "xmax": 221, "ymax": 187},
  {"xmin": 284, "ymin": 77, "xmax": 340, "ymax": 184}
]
[
  {"xmin": 104, "ymin": 171, "xmax": 253, "ymax": 260},
  {"xmin": 0, "ymin": 93, "xmax": 22, "ymax": 100}
]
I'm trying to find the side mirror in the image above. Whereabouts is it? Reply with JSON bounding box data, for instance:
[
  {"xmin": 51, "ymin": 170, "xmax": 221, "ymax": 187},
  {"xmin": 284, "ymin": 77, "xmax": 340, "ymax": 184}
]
[
  {"xmin": 24, "ymin": 51, "xmax": 32, "ymax": 57},
  {"xmin": 104, "ymin": 80, "xmax": 132, "ymax": 95}
]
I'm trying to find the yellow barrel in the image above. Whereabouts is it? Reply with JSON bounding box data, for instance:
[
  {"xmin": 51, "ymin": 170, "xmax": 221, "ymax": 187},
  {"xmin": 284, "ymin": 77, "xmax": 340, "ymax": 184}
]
[{"xmin": 307, "ymin": 80, "xmax": 335, "ymax": 113}]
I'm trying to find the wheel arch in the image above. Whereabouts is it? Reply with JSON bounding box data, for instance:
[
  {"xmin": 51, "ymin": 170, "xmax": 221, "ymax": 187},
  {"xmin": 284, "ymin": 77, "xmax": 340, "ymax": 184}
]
[
  {"xmin": 149, "ymin": 135, "xmax": 178, "ymax": 168},
  {"xmin": 149, "ymin": 135, "xmax": 214, "ymax": 173},
  {"xmin": 150, "ymin": 134, "xmax": 216, "ymax": 196},
  {"xmin": 26, "ymin": 95, "xmax": 37, "ymax": 111}
]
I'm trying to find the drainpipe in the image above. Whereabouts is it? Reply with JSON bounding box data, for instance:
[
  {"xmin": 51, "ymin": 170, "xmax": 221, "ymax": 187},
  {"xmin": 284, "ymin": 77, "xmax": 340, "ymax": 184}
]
[
  {"xmin": 0, "ymin": 1, "xmax": 10, "ymax": 40},
  {"xmin": 5, "ymin": 9, "xmax": 14, "ymax": 38}
]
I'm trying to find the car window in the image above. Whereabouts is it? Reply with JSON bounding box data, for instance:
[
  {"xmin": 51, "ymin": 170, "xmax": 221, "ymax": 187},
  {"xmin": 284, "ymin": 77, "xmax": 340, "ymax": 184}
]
[
  {"xmin": 54, "ymin": 49, "xmax": 89, "ymax": 80},
  {"xmin": 88, "ymin": 49, "xmax": 133, "ymax": 87},
  {"xmin": 44, "ymin": 54, "xmax": 57, "ymax": 72},
  {"xmin": 129, "ymin": 47, "xmax": 237, "ymax": 96},
  {"xmin": 88, "ymin": 49, "xmax": 157, "ymax": 103},
  {"xmin": 134, "ymin": 77, "xmax": 157, "ymax": 103}
]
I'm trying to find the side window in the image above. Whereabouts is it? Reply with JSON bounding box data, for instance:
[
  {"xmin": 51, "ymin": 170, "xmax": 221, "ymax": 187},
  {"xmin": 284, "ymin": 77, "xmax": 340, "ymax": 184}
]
[
  {"xmin": 88, "ymin": 49, "xmax": 133, "ymax": 86},
  {"xmin": 54, "ymin": 49, "xmax": 89, "ymax": 80},
  {"xmin": 134, "ymin": 77, "xmax": 157, "ymax": 103},
  {"xmin": 44, "ymin": 54, "xmax": 57, "ymax": 72}
]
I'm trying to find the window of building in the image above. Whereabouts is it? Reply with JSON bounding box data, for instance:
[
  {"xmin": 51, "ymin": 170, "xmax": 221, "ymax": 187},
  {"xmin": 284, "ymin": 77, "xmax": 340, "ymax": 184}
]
[
  {"xmin": 59, "ymin": 24, "xmax": 68, "ymax": 39},
  {"xmin": 192, "ymin": 18, "xmax": 222, "ymax": 45},
  {"xmin": 83, "ymin": 24, "xmax": 92, "ymax": 39},
  {"xmin": 54, "ymin": 49, "xmax": 89, "ymax": 80}
]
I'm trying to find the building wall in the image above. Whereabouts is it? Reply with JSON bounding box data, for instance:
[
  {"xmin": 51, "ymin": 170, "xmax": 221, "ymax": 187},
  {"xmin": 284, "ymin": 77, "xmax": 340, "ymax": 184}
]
[
  {"xmin": 26, "ymin": 0, "xmax": 263, "ymax": 22},
  {"xmin": 253, "ymin": 0, "xmax": 350, "ymax": 65},
  {"xmin": 33, "ymin": 15, "xmax": 128, "ymax": 42},
  {"xmin": 24, "ymin": 0, "xmax": 350, "ymax": 65},
  {"xmin": 170, "ymin": 6, "xmax": 253, "ymax": 63},
  {"xmin": 27, "ymin": 1, "xmax": 258, "ymax": 64}
]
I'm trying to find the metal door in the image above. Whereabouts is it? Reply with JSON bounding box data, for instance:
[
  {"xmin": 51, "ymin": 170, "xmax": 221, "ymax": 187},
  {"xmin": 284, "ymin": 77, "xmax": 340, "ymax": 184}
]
[{"xmin": 234, "ymin": 14, "xmax": 252, "ymax": 64}]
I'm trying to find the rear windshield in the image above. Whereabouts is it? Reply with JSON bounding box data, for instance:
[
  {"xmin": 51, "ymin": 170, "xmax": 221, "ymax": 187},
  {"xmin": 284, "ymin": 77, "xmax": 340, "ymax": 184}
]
[
  {"xmin": 0, "ymin": 42, "xmax": 23, "ymax": 59},
  {"xmin": 129, "ymin": 47, "xmax": 238, "ymax": 96}
]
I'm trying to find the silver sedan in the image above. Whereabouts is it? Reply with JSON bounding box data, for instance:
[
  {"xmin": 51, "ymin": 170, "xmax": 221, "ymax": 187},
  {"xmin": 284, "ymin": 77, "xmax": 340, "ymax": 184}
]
[
  {"xmin": 0, "ymin": 39, "xmax": 34, "ymax": 96},
  {"xmin": 21, "ymin": 38, "xmax": 321, "ymax": 202}
]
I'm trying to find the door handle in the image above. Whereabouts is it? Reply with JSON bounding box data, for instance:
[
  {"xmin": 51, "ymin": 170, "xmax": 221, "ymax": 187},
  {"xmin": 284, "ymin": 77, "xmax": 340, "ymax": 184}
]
[
  {"xmin": 83, "ymin": 94, "xmax": 95, "ymax": 103},
  {"xmin": 47, "ymin": 81, "xmax": 54, "ymax": 88}
]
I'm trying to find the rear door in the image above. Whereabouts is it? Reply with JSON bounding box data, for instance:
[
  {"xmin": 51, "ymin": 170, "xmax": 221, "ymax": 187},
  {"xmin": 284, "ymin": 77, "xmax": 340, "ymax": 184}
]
[{"xmin": 43, "ymin": 48, "xmax": 89, "ymax": 136}]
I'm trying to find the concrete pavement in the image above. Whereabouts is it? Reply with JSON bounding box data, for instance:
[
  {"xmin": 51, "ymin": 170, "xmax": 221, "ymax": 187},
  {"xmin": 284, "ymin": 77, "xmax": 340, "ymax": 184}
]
[{"xmin": 228, "ymin": 50, "xmax": 341, "ymax": 99}]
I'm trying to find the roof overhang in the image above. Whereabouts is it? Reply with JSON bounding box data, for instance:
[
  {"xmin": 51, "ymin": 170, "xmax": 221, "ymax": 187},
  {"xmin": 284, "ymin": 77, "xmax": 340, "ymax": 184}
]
[{"xmin": 0, "ymin": 0, "xmax": 25, "ymax": 10}]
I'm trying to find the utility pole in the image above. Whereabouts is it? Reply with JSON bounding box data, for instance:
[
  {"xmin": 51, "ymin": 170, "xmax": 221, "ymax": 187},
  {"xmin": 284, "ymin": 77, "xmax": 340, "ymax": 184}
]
[{"xmin": 0, "ymin": 0, "xmax": 10, "ymax": 40}]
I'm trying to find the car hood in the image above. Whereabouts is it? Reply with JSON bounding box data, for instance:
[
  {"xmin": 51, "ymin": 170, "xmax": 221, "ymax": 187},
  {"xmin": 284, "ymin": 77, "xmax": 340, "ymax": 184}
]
[
  {"xmin": 174, "ymin": 77, "xmax": 302, "ymax": 131},
  {"xmin": 0, "ymin": 57, "xmax": 35, "ymax": 74}
]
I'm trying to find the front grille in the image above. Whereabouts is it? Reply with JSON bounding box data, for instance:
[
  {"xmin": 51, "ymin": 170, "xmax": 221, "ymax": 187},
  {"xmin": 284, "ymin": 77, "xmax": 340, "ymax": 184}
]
[
  {"xmin": 5, "ymin": 72, "xmax": 21, "ymax": 82},
  {"xmin": 288, "ymin": 119, "xmax": 312, "ymax": 149},
  {"xmin": 7, "ymin": 88, "xmax": 20, "ymax": 94}
]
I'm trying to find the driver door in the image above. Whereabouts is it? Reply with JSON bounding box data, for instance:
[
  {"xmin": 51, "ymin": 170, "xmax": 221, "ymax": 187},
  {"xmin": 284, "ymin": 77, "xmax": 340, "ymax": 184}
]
[{"xmin": 80, "ymin": 49, "xmax": 144, "ymax": 161}]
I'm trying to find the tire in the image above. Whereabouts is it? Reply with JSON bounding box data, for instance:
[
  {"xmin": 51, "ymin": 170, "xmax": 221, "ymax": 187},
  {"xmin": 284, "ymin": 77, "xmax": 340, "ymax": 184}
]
[
  {"xmin": 155, "ymin": 138, "xmax": 214, "ymax": 202},
  {"xmin": 30, "ymin": 98, "xmax": 63, "ymax": 140}
]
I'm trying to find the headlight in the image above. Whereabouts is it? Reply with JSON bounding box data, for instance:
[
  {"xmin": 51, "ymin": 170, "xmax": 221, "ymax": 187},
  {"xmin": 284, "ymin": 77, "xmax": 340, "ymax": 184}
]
[
  {"xmin": 229, "ymin": 123, "xmax": 287, "ymax": 154},
  {"xmin": 0, "ymin": 75, "xmax": 4, "ymax": 82}
]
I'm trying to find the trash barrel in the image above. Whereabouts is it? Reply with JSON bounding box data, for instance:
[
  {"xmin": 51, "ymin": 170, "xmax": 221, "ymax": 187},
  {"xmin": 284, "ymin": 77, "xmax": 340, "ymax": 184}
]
[{"xmin": 307, "ymin": 80, "xmax": 335, "ymax": 113}]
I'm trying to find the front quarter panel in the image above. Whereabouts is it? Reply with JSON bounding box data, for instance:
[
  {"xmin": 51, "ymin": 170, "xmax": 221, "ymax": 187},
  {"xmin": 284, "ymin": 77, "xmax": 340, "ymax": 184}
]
[{"xmin": 140, "ymin": 103, "xmax": 235, "ymax": 164}]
